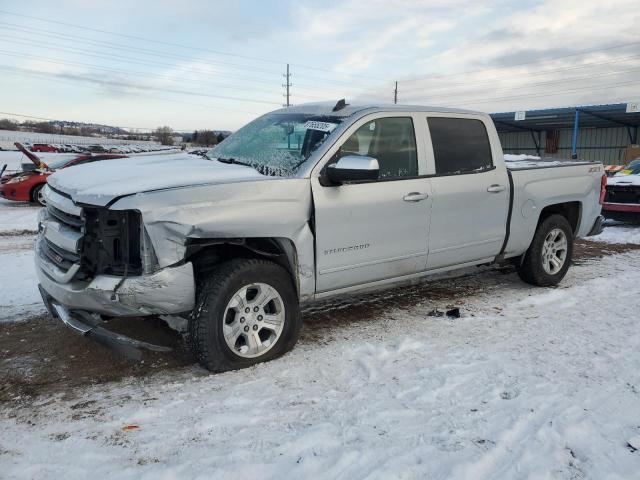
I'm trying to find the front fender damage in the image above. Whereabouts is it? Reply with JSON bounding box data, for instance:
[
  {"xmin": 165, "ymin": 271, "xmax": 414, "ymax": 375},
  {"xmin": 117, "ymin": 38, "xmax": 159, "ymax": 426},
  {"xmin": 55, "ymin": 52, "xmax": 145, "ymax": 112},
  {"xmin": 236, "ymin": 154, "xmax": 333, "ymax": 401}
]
[{"xmin": 111, "ymin": 179, "xmax": 317, "ymax": 300}]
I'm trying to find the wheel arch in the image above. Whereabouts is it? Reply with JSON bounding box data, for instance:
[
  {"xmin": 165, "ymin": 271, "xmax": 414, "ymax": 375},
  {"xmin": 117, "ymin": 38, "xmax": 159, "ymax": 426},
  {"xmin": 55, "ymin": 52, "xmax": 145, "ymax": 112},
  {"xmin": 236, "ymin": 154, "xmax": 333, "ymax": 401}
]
[
  {"xmin": 186, "ymin": 237, "xmax": 301, "ymax": 297},
  {"xmin": 537, "ymin": 201, "xmax": 581, "ymax": 236},
  {"xmin": 29, "ymin": 181, "xmax": 47, "ymax": 203}
]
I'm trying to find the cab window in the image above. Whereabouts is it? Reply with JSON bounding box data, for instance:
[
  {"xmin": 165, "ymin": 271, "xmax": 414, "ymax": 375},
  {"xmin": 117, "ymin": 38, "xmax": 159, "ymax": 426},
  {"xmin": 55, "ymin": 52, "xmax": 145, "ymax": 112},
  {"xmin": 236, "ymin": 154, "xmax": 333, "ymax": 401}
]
[
  {"xmin": 428, "ymin": 117, "xmax": 493, "ymax": 175},
  {"xmin": 336, "ymin": 117, "xmax": 418, "ymax": 179}
]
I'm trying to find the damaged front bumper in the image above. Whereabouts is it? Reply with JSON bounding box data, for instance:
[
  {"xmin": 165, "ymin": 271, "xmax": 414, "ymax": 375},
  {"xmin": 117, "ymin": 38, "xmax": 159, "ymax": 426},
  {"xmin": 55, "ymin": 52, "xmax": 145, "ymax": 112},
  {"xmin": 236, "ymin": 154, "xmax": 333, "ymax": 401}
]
[
  {"xmin": 36, "ymin": 237, "xmax": 196, "ymax": 357},
  {"xmin": 35, "ymin": 237, "xmax": 196, "ymax": 317},
  {"xmin": 38, "ymin": 286, "xmax": 173, "ymax": 359}
]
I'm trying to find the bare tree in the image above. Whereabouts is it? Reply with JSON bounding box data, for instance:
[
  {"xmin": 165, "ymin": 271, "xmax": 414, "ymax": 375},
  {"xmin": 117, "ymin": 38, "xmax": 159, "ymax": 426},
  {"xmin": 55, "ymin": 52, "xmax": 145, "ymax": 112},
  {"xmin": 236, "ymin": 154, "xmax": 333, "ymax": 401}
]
[
  {"xmin": 154, "ymin": 126, "xmax": 174, "ymax": 145},
  {"xmin": 194, "ymin": 130, "xmax": 219, "ymax": 146},
  {"xmin": 0, "ymin": 118, "xmax": 19, "ymax": 131}
]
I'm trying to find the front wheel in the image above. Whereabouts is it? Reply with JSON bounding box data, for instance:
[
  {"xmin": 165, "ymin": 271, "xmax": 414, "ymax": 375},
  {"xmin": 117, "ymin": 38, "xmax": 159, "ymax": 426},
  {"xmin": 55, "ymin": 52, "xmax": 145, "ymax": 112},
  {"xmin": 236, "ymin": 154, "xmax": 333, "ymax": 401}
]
[
  {"xmin": 31, "ymin": 184, "xmax": 46, "ymax": 206},
  {"xmin": 189, "ymin": 258, "xmax": 301, "ymax": 372},
  {"xmin": 516, "ymin": 214, "xmax": 573, "ymax": 286}
]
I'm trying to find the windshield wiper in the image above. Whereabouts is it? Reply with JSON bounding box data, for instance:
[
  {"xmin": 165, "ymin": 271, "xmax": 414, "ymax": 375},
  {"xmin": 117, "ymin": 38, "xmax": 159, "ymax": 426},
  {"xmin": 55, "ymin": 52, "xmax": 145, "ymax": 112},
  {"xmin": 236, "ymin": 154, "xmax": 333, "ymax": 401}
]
[{"xmin": 215, "ymin": 157, "xmax": 253, "ymax": 168}]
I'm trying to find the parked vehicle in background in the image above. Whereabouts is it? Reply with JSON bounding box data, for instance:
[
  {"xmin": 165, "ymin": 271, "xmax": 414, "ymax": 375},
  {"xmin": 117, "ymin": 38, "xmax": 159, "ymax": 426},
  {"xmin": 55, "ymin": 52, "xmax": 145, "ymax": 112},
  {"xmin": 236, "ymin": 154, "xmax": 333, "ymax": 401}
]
[
  {"xmin": 0, "ymin": 143, "xmax": 127, "ymax": 205},
  {"xmin": 188, "ymin": 149, "xmax": 208, "ymax": 156},
  {"xmin": 35, "ymin": 101, "xmax": 606, "ymax": 371},
  {"xmin": 85, "ymin": 145, "xmax": 106, "ymax": 153},
  {"xmin": 31, "ymin": 143, "xmax": 58, "ymax": 152},
  {"xmin": 602, "ymin": 158, "xmax": 640, "ymax": 222}
]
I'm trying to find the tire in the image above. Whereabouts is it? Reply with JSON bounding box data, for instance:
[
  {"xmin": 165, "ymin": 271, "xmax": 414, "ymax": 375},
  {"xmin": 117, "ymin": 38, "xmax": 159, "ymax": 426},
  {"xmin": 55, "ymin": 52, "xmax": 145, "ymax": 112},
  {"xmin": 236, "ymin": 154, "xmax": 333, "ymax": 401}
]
[
  {"xmin": 516, "ymin": 214, "xmax": 573, "ymax": 286},
  {"xmin": 31, "ymin": 184, "xmax": 46, "ymax": 206},
  {"xmin": 189, "ymin": 258, "xmax": 301, "ymax": 372}
]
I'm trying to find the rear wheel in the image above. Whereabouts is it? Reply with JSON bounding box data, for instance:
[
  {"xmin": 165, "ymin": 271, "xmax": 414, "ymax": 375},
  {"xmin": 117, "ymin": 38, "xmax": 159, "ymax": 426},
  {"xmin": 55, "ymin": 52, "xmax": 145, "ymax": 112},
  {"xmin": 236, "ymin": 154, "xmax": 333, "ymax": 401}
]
[
  {"xmin": 31, "ymin": 184, "xmax": 46, "ymax": 206},
  {"xmin": 516, "ymin": 214, "xmax": 573, "ymax": 286},
  {"xmin": 189, "ymin": 258, "xmax": 301, "ymax": 372}
]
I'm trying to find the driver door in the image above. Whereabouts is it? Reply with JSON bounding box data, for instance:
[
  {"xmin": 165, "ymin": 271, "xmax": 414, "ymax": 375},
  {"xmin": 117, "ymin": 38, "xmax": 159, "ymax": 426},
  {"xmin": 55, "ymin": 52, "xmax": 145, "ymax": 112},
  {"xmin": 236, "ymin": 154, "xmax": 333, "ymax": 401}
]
[{"xmin": 311, "ymin": 114, "xmax": 432, "ymax": 293}]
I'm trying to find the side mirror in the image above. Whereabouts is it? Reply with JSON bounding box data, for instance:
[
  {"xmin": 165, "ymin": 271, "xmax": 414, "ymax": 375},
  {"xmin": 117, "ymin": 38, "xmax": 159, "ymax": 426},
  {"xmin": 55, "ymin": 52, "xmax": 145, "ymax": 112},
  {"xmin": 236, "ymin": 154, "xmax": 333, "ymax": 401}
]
[{"xmin": 326, "ymin": 155, "xmax": 379, "ymax": 185}]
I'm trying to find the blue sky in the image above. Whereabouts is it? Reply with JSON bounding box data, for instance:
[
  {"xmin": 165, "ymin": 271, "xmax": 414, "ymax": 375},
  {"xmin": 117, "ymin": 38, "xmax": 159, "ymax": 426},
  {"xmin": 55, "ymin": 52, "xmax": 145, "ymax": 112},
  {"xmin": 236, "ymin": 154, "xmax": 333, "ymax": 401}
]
[{"xmin": 0, "ymin": 0, "xmax": 639, "ymax": 131}]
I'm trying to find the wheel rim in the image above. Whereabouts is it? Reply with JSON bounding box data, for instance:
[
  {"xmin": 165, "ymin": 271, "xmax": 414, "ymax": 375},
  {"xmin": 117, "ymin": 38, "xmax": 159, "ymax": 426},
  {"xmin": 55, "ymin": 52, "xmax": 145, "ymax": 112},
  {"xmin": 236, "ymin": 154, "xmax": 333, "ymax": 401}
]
[
  {"xmin": 541, "ymin": 228, "xmax": 568, "ymax": 275},
  {"xmin": 37, "ymin": 187, "xmax": 46, "ymax": 206},
  {"xmin": 222, "ymin": 282, "xmax": 285, "ymax": 359}
]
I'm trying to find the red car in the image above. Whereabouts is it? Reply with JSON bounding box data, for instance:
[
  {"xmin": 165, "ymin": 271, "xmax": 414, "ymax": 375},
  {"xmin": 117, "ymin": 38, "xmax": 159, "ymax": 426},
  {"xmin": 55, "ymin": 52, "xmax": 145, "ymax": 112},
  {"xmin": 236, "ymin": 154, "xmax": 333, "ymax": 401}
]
[
  {"xmin": 0, "ymin": 143, "xmax": 127, "ymax": 206},
  {"xmin": 31, "ymin": 144, "xmax": 59, "ymax": 152}
]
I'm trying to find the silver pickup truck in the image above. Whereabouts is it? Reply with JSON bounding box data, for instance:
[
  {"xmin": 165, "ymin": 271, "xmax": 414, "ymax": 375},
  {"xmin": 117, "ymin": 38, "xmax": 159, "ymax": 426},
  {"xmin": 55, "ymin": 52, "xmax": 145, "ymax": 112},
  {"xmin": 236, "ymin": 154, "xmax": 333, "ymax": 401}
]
[{"xmin": 35, "ymin": 101, "xmax": 606, "ymax": 371}]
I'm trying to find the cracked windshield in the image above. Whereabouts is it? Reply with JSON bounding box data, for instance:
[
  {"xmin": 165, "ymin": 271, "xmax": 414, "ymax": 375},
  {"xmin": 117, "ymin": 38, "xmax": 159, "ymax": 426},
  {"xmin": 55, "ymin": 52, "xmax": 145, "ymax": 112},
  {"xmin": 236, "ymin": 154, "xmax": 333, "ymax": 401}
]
[{"xmin": 208, "ymin": 112, "xmax": 343, "ymax": 176}]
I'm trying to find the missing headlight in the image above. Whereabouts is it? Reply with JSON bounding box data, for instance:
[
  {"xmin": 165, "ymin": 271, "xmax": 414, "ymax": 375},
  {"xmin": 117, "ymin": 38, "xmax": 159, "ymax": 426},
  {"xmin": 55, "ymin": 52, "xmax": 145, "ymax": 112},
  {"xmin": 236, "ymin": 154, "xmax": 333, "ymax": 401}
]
[{"xmin": 82, "ymin": 208, "xmax": 142, "ymax": 277}]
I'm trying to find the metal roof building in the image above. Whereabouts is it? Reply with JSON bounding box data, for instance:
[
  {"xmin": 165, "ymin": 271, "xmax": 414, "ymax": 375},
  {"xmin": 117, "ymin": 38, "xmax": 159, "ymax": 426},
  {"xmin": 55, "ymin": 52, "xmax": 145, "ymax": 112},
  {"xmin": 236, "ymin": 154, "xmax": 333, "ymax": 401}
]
[{"xmin": 490, "ymin": 102, "xmax": 640, "ymax": 164}]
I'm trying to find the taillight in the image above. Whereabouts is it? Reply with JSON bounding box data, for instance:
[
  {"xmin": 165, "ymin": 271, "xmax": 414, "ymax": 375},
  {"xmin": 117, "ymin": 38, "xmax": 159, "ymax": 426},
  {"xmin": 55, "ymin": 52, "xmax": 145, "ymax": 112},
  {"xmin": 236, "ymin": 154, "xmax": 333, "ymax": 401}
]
[{"xmin": 599, "ymin": 174, "xmax": 607, "ymax": 204}]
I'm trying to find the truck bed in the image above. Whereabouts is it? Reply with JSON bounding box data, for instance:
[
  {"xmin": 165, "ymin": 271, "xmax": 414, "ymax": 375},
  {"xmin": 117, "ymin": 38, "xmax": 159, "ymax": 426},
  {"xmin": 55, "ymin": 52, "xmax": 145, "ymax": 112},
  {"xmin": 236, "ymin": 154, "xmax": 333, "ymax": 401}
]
[{"xmin": 502, "ymin": 159, "xmax": 604, "ymax": 259}]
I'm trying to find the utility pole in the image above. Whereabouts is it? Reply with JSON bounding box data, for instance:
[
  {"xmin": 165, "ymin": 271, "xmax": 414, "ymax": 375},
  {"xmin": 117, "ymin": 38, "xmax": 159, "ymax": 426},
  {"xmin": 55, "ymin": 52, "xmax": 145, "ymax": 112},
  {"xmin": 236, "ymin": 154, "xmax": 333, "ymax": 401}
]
[
  {"xmin": 283, "ymin": 63, "xmax": 292, "ymax": 107},
  {"xmin": 393, "ymin": 81, "xmax": 398, "ymax": 104}
]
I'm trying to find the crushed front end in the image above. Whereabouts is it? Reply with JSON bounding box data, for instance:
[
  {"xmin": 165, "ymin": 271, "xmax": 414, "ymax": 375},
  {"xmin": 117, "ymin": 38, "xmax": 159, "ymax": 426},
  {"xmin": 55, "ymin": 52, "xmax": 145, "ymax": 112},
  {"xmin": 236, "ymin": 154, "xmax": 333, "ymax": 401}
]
[{"xmin": 35, "ymin": 185, "xmax": 195, "ymax": 356}]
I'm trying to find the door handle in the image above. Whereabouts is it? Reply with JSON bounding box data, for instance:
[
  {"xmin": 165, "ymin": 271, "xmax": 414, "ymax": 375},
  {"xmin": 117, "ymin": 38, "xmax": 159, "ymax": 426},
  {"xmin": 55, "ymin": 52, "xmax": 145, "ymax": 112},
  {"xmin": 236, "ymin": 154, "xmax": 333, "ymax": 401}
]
[
  {"xmin": 487, "ymin": 184, "xmax": 506, "ymax": 193},
  {"xmin": 403, "ymin": 192, "xmax": 429, "ymax": 202}
]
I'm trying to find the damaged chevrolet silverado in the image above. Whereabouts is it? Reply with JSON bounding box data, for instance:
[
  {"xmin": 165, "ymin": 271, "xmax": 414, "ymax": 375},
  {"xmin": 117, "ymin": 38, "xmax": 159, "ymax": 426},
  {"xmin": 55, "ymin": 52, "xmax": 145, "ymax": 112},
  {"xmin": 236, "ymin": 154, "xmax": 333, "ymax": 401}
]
[{"xmin": 35, "ymin": 101, "xmax": 606, "ymax": 371}]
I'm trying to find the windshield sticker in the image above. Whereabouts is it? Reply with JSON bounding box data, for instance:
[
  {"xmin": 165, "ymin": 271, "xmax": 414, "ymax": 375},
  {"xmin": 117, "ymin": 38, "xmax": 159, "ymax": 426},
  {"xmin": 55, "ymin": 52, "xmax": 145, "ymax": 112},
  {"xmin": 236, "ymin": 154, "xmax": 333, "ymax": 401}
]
[{"xmin": 303, "ymin": 121, "xmax": 337, "ymax": 133}]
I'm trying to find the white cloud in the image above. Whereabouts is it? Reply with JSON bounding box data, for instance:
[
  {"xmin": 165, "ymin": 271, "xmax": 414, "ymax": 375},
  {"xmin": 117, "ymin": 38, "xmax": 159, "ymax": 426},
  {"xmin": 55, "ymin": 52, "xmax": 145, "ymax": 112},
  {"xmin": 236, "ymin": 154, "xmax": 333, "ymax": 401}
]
[{"xmin": 344, "ymin": 0, "xmax": 640, "ymax": 112}]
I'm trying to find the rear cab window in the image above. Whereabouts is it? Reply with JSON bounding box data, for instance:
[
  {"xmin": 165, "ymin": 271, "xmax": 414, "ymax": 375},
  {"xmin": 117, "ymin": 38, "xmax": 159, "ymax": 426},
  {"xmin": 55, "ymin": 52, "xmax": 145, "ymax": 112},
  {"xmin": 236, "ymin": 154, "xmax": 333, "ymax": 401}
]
[{"xmin": 427, "ymin": 117, "xmax": 493, "ymax": 176}]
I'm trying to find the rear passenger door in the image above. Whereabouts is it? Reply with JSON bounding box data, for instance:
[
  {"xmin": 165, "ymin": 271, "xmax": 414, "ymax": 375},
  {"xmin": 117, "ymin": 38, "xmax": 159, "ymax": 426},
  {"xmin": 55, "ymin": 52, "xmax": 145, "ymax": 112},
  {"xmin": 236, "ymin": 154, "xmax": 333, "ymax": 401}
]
[{"xmin": 425, "ymin": 115, "xmax": 509, "ymax": 270}]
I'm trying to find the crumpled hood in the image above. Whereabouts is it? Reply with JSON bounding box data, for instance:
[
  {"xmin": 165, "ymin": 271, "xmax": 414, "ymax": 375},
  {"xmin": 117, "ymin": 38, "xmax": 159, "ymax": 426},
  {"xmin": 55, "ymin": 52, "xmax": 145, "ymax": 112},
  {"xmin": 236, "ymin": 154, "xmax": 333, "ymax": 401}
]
[
  {"xmin": 47, "ymin": 152, "xmax": 267, "ymax": 206},
  {"xmin": 608, "ymin": 174, "xmax": 640, "ymax": 187}
]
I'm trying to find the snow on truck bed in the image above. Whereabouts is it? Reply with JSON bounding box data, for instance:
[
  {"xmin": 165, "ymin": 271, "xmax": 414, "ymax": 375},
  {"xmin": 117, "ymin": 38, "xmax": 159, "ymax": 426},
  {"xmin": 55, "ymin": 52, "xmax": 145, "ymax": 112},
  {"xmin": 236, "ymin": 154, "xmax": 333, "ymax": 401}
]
[{"xmin": 505, "ymin": 154, "xmax": 596, "ymax": 170}]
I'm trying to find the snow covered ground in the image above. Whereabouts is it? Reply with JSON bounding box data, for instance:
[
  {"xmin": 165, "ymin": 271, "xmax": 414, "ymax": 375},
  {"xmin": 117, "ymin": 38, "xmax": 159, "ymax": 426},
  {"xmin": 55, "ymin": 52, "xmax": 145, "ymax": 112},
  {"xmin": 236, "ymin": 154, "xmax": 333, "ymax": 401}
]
[
  {"xmin": 588, "ymin": 221, "xmax": 640, "ymax": 245},
  {"xmin": 0, "ymin": 129, "xmax": 159, "ymax": 151},
  {"xmin": 0, "ymin": 235, "xmax": 44, "ymax": 322},
  {"xmin": 2, "ymin": 191, "xmax": 640, "ymax": 478},
  {"xmin": 0, "ymin": 199, "xmax": 42, "ymax": 322},
  {"xmin": 1, "ymin": 236, "xmax": 640, "ymax": 477},
  {"xmin": 0, "ymin": 199, "xmax": 39, "ymax": 234}
]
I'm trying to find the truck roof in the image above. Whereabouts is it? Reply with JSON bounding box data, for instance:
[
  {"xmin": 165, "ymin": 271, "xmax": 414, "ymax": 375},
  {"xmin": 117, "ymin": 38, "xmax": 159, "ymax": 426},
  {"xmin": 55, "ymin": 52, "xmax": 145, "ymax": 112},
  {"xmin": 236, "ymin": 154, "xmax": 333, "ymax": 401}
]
[{"xmin": 275, "ymin": 101, "xmax": 481, "ymax": 118}]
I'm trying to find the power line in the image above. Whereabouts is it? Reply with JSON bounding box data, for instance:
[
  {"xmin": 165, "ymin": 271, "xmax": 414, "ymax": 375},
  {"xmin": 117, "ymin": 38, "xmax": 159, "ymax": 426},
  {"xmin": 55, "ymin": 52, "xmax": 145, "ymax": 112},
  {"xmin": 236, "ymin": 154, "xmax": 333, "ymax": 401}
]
[
  {"xmin": 0, "ymin": 32, "xmax": 373, "ymax": 92},
  {"xmin": 0, "ymin": 21, "xmax": 284, "ymax": 76},
  {"xmin": 0, "ymin": 35, "xmax": 283, "ymax": 87},
  {"xmin": 399, "ymin": 53, "xmax": 640, "ymax": 94},
  {"xmin": 4, "ymin": 8, "xmax": 639, "ymax": 97},
  {"xmin": 0, "ymin": 9, "xmax": 386, "ymax": 82},
  {"xmin": 0, "ymin": 65, "xmax": 280, "ymax": 106},
  {"xmin": 0, "ymin": 67, "xmax": 266, "ymax": 119},
  {"xmin": 0, "ymin": 49, "xmax": 282, "ymax": 97},
  {"xmin": 0, "ymin": 64, "xmax": 283, "ymax": 106},
  {"xmin": 400, "ymin": 40, "xmax": 640, "ymax": 84},
  {"xmin": 428, "ymin": 78, "xmax": 640, "ymax": 108},
  {"xmin": 0, "ymin": 110, "xmax": 193, "ymax": 132},
  {"xmin": 0, "ymin": 65, "xmax": 266, "ymax": 117},
  {"xmin": 0, "ymin": 20, "xmax": 386, "ymax": 86},
  {"xmin": 402, "ymin": 65, "xmax": 640, "ymax": 103},
  {"xmin": 0, "ymin": 10, "xmax": 282, "ymax": 65}
]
